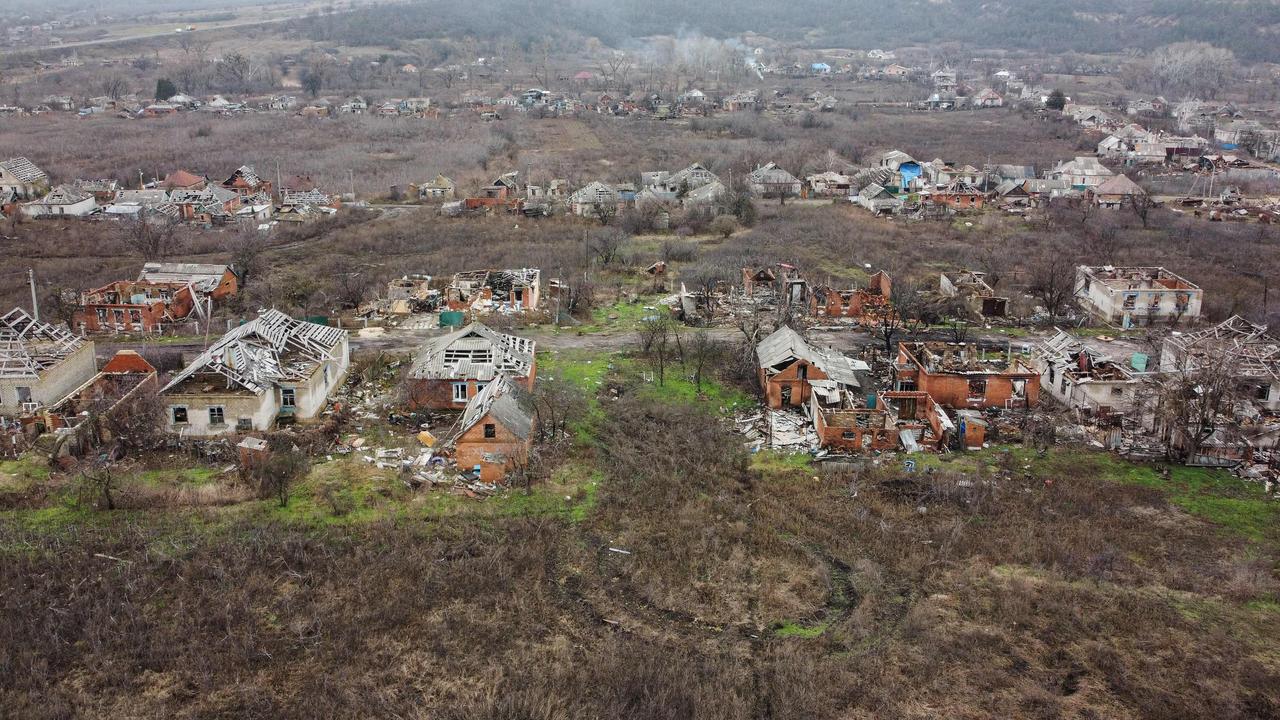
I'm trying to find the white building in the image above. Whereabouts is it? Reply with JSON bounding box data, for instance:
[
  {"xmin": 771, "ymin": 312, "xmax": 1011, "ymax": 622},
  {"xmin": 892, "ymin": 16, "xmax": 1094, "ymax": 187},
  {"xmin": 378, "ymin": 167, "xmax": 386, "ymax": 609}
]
[
  {"xmin": 1074, "ymin": 266, "xmax": 1202, "ymax": 328},
  {"xmin": 160, "ymin": 310, "xmax": 349, "ymax": 436},
  {"xmin": 0, "ymin": 308, "xmax": 97, "ymax": 420},
  {"xmin": 1033, "ymin": 329, "xmax": 1141, "ymax": 417},
  {"xmin": 22, "ymin": 185, "xmax": 96, "ymax": 217}
]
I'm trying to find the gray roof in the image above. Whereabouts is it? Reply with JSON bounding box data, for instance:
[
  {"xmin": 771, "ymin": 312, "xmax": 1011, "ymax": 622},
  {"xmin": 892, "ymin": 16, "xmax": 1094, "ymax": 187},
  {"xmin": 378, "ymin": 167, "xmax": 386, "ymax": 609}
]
[
  {"xmin": 455, "ymin": 374, "xmax": 534, "ymax": 441},
  {"xmin": 756, "ymin": 325, "xmax": 866, "ymax": 388},
  {"xmin": 410, "ymin": 322, "xmax": 535, "ymax": 381},
  {"xmin": 0, "ymin": 157, "xmax": 48, "ymax": 183},
  {"xmin": 138, "ymin": 262, "xmax": 232, "ymax": 292},
  {"xmin": 161, "ymin": 309, "xmax": 347, "ymax": 395}
]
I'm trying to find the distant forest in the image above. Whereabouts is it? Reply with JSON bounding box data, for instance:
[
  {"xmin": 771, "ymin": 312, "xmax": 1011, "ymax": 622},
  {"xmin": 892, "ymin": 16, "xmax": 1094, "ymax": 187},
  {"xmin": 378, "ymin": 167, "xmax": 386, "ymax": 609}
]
[{"xmin": 298, "ymin": 0, "xmax": 1280, "ymax": 63}]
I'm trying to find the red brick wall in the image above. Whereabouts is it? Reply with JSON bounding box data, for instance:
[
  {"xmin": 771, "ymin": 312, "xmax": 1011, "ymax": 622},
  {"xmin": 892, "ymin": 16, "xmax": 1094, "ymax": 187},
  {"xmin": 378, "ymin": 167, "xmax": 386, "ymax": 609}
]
[
  {"xmin": 759, "ymin": 360, "xmax": 829, "ymax": 409},
  {"xmin": 455, "ymin": 412, "xmax": 533, "ymax": 483}
]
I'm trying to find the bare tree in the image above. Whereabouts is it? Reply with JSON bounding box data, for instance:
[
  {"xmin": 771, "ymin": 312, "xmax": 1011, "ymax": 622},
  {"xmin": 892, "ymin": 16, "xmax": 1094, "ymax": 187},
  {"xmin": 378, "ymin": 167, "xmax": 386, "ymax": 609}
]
[
  {"xmin": 1150, "ymin": 359, "xmax": 1242, "ymax": 464},
  {"xmin": 1130, "ymin": 192, "xmax": 1156, "ymax": 229},
  {"xmin": 118, "ymin": 216, "xmax": 182, "ymax": 260},
  {"xmin": 686, "ymin": 330, "xmax": 725, "ymax": 392},
  {"xmin": 588, "ymin": 228, "xmax": 628, "ymax": 266},
  {"xmin": 251, "ymin": 450, "xmax": 310, "ymax": 508},
  {"xmin": 1028, "ymin": 254, "xmax": 1077, "ymax": 319},
  {"xmin": 638, "ymin": 315, "xmax": 677, "ymax": 386},
  {"xmin": 683, "ymin": 261, "xmax": 730, "ymax": 321},
  {"xmin": 224, "ymin": 230, "xmax": 267, "ymax": 288},
  {"xmin": 589, "ymin": 201, "xmax": 618, "ymax": 226}
]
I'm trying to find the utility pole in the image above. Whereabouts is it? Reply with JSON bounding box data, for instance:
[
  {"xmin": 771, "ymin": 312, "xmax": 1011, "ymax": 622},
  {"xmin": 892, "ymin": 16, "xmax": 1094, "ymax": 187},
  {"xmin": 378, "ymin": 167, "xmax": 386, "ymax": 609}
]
[
  {"xmin": 28, "ymin": 269, "xmax": 39, "ymax": 322},
  {"xmin": 348, "ymin": 169, "xmax": 355, "ymax": 201}
]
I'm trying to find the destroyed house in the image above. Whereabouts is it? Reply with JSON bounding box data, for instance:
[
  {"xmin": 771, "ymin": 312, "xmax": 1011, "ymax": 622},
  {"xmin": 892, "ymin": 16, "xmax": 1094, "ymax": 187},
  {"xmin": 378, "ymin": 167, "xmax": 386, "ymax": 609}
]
[
  {"xmin": 138, "ymin": 263, "xmax": 238, "ymax": 300},
  {"xmin": 76, "ymin": 280, "xmax": 198, "ymax": 333},
  {"xmin": 1033, "ymin": 330, "xmax": 1140, "ymax": 417},
  {"xmin": 221, "ymin": 165, "xmax": 272, "ymax": 197},
  {"xmin": 756, "ymin": 326, "xmax": 868, "ymax": 410},
  {"xmin": 810, "ymin": 270, "xmax": 892, "ymax": 320},
  {"xmin": 894, "ymin": 342, "xmax": 1039, "ymax": 410},
  {"xmin": 43, "ymin": 351, "xmax": 158, "ymax": 448},
  {"xmin": 0, "ymin": 308, "xmax": 97, "ymax": 420},
  {"xmin": 407, "ymin": 323, "xmax": 536, "ymax": 409},
  {"xmin": 0, "ymin": 156, "xmax": 50, "ymax": 199},
  {"xmin": 1075, "ymin": 266, "xmax": 1201, "ymax": 327},
  {"xmin": 742, "ymin": 264, "xmax": 807, "ymax": 306},
  {"xmin": 448, "ymin": 269, "xmax": 540, "ymax": 312},
  {"xmin": 810, "ymin": 388, "xmax": 953, "ymax": 454},
  {"xmin": 448, "ymin": 374, "xmax": 536, "ymax": 483},
  {"xmin": 159, "ymin": 310, "xmax": 349, "ymax": 436},
  {"xmin": 940, "ymin": 270, "xmax": 1008, "ymax": 318},
  {"xmin": 1160, "ymin": 316, "xmax": 1280, "ymax": 414}
]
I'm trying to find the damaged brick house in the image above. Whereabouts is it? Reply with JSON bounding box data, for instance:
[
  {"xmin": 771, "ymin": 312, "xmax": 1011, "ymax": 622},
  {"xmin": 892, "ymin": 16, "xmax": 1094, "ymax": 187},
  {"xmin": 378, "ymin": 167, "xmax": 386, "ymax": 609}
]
[
  {"xmin": 448, "ymin": 269, "xmax": 541, "ymax": 313},
  {"xmin": 756, "ymin": 325, "xmax": 868, "ymax": 410},
  {"xmin": 810, "ymin": 388, "xmax": 954, "ymax": 453},
  {"xmin": 406, "ymin": 322, "xmax": 536, "ymax": 410},
  {"xmin": 43, "ymin": 351, "xmax": 159, "ymax": 455},
  {"xmin": 138, "ymin": 262, "xmax": 239, "ymax": 301},
  {"xmin": 0, "ymin": 308, "xmax": 98, "ymax": 424},
  {"xmin": 939, "ymin": 270, "xmax": 1009, "ymax": 318},
  {"xmin": 448, "ymin": 374, "xmax": 536, "ymax": 483},
  {"xmin": 75, "ymin": 280, "xmax": 199, "ymax": 333},
  {"xmin": 160, "ymin": 310, "xmax": 350, "ymax": 437},
  {"xmin": 810, "ymin": 270, "xmax": 892, "ymax": 321},
  {"xmin": 894, "ymin": 341, "xmax": 1040, "ymax": 410},
  {"xmin": 221, "ymin": 165, "xmax": 273, "ymax": 198},
  {"xmin": 1074, "ymin": 266, "xmax": 1202, "ymax": 328}
]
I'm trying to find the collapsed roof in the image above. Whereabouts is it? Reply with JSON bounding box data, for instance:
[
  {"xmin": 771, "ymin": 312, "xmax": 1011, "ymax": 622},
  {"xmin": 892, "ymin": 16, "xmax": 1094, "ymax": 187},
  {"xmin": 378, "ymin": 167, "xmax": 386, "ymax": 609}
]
[
  {"xmin": 410, "ymin": 322, "xmax": 535, "ymax": 381},
  {"xmin": 162, "ymin": 309, "xmax": 347, "ymax": 395},
  {"xmin": 454, "ymin": 374, "xmax": 534, "ymax": 442},
  {"xmin": 0, "ymin": 308, "xmax": 87, "ymax": 380},
  {"xmin": 1167, "ymin": 315, "xmax": 1280, "ymax": 381},
  {"xmin": 138, "ymin": 263, "xmax": 232, "ymax": 293},
  {"xmin": 756, "ymin": 325, "xmax": 867, "ymax": 388}
]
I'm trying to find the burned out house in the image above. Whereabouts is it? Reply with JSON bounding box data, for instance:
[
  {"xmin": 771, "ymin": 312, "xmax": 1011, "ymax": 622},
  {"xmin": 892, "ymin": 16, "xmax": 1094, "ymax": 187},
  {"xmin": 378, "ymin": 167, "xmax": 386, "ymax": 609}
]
[
  {"xmin": 894, "ymin": 341, "xmax": 1040, "ymax": 410},
  {"xmin": 448, "ymin": 269, "xmax": 541, "ymax": 313},
  {"xmin": 0, "ymin": 308, "xmax": 98, "ymax": 422},
  {"xmin": 384, "ymin": 275, "xmax": 438, "ymax": 314},
  {"xmin": 1075, "ymin": 266, "xmax": 1202, "ymax": 328},
  {"xmin": 42, "ymin": 351, "xmax": 158, "ymax": 453},
  {"xmin": 160, "ymin": 310, "xmax": 350, "ymax": 437},
  {"xmin": 811, "ymin": 388, "xmax": 954, "ymax": 453},
  {"xmin": 810, "ymin": 270, "xmax": 892, "ymax": 321},
  {"xmin": 940, "ymin": 270, "xmax": 1009, "ymax": 318},
  {"xmin": 448, "ymin": 374, "xmax": 536, "ymax": 483},
  {"xmin": 742, "ymin": 264, "xmax": 808, "ymax": 309},
  {"xmin": 406, "ymin": 323, "xmax": 536, "ymax": 410},
  {"xmin": 756, "ymin": 326, "xmax": 868, "ymax": 410},
  {"xmin": 1033, "ymin": 330, "xmax": 1141, "ymax": 418},
  {"xmin": 75, "ymin": 280, "xmax": 200, "ymax": 334}
]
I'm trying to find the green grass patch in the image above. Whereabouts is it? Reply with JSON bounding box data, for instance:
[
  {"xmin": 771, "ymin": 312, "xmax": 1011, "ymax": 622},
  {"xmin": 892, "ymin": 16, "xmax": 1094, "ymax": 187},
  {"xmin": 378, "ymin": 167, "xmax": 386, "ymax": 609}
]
[
  {"xmin": 576, "ymin": 297, "xmax": 665, "ymax": 334},
  {"xmin": 751, "ymin": 451, "xmax": 814, "ymax": 476},
  {"xmin": 135, "ymin": 466, "xmax": 222, "ymax": 487},
  {"xmin": 774, "ymin": 619, "xmax": 830, "ymax": 638},
  {"xmin": 0, "ymin": 456, "xmax": 52, "ymax": 487}
]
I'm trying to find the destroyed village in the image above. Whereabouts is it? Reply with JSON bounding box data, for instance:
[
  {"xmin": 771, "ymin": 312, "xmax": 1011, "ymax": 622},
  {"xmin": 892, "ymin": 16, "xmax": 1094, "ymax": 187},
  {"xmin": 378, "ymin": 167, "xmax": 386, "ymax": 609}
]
[{"xmin": 5, "ymin": 1, "xmax": 1280, "ymax": 718}]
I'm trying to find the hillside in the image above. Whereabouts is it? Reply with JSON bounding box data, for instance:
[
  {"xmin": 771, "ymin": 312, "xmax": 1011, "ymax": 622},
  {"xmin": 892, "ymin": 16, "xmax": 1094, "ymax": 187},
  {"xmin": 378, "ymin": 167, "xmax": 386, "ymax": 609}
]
[{"xmin": 298, "ymin": 0, "xmax": 1280, "ymax": 62}]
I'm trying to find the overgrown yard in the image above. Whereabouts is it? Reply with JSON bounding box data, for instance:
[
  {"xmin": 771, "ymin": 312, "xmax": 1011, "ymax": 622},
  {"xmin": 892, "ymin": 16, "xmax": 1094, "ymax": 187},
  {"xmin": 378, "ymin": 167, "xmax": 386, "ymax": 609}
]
[{"xmin": 3, "ymin": 374, "xmax": 1279, "ymax": 718}]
